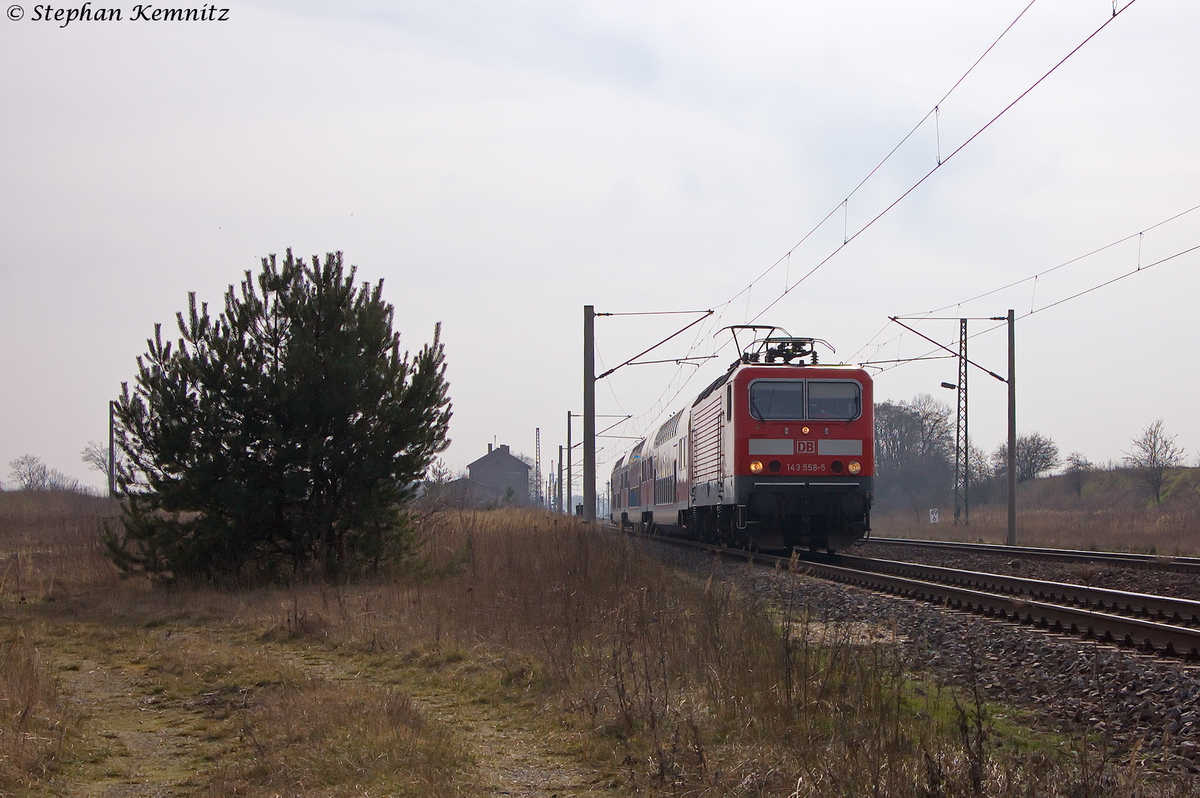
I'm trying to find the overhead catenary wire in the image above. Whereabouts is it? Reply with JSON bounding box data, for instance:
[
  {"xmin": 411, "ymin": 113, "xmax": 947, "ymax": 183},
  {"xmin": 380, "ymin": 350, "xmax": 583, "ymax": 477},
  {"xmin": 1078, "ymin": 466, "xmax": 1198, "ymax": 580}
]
[
  {"xmin": 869, "ymin": 238, "xmax": 1200, "ymax": 374},
  {"xmin": 720, "ymin": 0, "xmax": 1045, "ymax": 317},
  {"xmin": 851, "ymin": 195, "xmax": 1200, "ymax": 371},
  {"xmin": 1024, "ymin": 242, "xmax": 1200, "ymax": 317},
  {"xmin": 861, "ymin": 355, "xmax": 956, "ymax": 365},
  {"xmin": 888, "ymin": 317, "xmax": 1007, "ymax": 382},
  {"xmin": 597, "ymin": 0, "xmax": 1144, "ymax": 465},
  {"xmin": 598, "ymin": 307, "xmax": 740, "ymax": 449},
  {"xmin": 598, "ymin": 310, "xmax": 714, "ymax": 316},
  {"xmin": 596, "ymin": 310, "xmax": 713, "ymax": 380},
  {"xmin": 748, "ymin": 0, "xmax": 1142, "ymax": 326},
  {"xmin": 895, "ymin": 201, "xmax": 1200, "ymax": 318}
]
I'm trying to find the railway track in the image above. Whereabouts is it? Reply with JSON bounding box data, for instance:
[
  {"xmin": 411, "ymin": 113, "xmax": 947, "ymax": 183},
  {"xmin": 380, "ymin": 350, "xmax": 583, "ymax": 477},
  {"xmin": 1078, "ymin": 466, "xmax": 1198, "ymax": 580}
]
[
  {"xmin": 619, "ymin": 526, "xmax": 1200, "ymax": 660},
  {"xmin": 795, "ymin": 552, "xmax": 1200, "ymax": 660},
  {"xmin": 820, "ymin": 552, "xmax": 1200, "ymax": 626},
  {"xmin": 866, "ymin": 536, "xmax": 1200, "ymax": 574}
]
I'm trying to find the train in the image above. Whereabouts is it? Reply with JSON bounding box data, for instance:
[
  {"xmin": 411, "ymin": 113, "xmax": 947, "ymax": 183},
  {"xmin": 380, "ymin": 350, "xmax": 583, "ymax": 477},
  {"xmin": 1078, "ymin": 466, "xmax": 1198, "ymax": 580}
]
[{"xmin": 609, "ymin": 327, "xmax": 873, "ymax": 552}]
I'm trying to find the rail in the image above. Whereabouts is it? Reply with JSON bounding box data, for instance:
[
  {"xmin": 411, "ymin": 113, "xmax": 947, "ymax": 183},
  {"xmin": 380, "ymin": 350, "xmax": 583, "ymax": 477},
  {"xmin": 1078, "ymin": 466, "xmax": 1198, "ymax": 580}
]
[
  {"xmin": 611, "ymin": 525, "xmax": 1200, "ymax": 660},
  {"xmin": 819, "ymin": 553, "xmax": 1200, "ymax": 626},
  {"xmin": 865, "ymin": 537, "xmax": 1200, "ymax": 574}
]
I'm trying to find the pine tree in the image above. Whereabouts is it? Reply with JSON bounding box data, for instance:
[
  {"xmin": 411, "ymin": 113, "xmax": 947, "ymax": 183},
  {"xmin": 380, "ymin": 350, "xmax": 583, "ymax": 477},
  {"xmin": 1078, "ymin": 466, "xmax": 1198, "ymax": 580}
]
[{"xmin": 109, "ymin": 250, "xmax": 451, "ymax": 582}]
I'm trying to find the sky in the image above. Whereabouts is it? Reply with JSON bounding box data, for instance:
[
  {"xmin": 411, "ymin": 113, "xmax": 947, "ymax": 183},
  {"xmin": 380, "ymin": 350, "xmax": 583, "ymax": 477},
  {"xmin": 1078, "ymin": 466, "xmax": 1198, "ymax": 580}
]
[{"xmin": 1, "ymin": 0, "xmax": 1197, "ymax": 495}]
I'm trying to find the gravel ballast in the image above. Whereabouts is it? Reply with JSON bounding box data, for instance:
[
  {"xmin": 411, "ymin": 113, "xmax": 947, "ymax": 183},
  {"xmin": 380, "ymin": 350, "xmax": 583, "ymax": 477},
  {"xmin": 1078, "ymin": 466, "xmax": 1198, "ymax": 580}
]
[{"xmin": 639, "ymin": 535, "xmax": 1200, "ymax": 777}]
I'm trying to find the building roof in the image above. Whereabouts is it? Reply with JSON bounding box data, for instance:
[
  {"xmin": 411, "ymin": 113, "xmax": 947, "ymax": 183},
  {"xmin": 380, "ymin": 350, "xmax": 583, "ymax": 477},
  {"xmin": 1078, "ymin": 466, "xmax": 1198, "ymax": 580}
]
[{"xmin": 467, "ymin": 444, "xmax": 530, "ymax": 473}]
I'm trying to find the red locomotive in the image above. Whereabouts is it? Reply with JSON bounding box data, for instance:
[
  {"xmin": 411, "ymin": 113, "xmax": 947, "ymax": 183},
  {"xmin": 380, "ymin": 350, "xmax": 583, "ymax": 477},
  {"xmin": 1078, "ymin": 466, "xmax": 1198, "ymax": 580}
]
[{"xmin": 609, "ymin": 327, "xmax": 873, "ymax": 552}]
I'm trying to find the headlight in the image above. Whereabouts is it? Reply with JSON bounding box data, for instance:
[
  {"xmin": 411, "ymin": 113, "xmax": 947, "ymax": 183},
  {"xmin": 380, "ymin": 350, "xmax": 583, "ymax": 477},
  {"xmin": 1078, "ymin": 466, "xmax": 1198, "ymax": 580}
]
[
  {"xmin": 750, "ymin": 460, "xmax": 764, "ymax": 474},
  {"xmin": 848, "ymin": 460, "xmax": 862, "ymax": 475}
]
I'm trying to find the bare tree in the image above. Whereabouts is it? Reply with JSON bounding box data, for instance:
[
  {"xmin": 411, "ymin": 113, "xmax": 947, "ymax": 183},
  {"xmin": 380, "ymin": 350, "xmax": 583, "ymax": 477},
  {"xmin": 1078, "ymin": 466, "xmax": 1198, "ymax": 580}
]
[
  {"xmin": 81, "ymin": 441, "xmax": 111, "ymax": 484},
  {"xmin": 967, "ymin": 442, "xmax": 993, "ymax": 486},
  {"xmin": 874, "ymin": 394, "xmax": 954, "ymax": 508},
  {"xmin": 1063, "ymin": 452, "xmax": 1092, "ymax": 497},
  {"xmin": 875, "ymin": 395, "xmax": 953, "ymax": 469},
  {"xmin": 1123, "ymin": 420, "xmax": 1185, "ymax": 504},
  {"xmin": 7, "ymin": 454, "xmax": 82, "ymax": 492},
  {"xmin": 8, "ymin": 454, "xmax": 49, "ymax": 490},
  {"xmin": 991, "ymin": 432, "xmax": 1060, "ymax": 483},
  {"xmin": 959, "ymin": 440, "xmax": 1002, "ymax": 504}
]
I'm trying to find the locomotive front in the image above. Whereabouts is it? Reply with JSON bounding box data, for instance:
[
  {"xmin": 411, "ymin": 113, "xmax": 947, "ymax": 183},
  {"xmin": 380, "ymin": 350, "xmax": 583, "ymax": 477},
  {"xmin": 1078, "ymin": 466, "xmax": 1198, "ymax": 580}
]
[
  {"xmin": 688, "ymin": 332, "xmax": 874, "ymax": 552},
  {"xmin": 732, "ymin": 361, "xmax": 873, "ymax": 551},
  {"xmin": 611, "ymin": 329, "xmax": 874, "ymax": 554}
]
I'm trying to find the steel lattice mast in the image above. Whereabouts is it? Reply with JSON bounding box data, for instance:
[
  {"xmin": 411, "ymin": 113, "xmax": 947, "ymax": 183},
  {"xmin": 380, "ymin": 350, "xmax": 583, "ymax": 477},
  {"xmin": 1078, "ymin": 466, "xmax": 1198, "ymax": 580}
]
[
  {"xmin": 535, "ymin": 427, "xmax": 543, "ymax": 508},
  {"xmin": 953, "ymin": 318, "xmax": 969, "ymax": 525}
]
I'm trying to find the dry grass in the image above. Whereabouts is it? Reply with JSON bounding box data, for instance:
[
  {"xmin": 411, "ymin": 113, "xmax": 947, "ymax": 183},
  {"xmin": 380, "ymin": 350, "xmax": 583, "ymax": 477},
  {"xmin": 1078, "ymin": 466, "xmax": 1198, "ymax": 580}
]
[
  {"xmin": 0, "ymin": 490, "xmax": 122, "ymax": 601},
  {"xmin": 0, "ymin": 491, "xmax": 108, "ymax": 789},
  {"xmin": 0, "ymin": 627, "xmax": 78, "ymax": 789},
  {"xmin": 877, "ymin": 504, "xmax": 1200, "ymax": 554},
  {"xmin": 207, "ymin": 679, "xmax": 468, "ymax": 798},
  {"xmin": 876, "ymin": 467, "xmax": 1200, "ymax": 555},
  {"xmin": 233, "ymin": 509, "xmax": 1196, "ymax": 796},
  {"xmin": 3, "ymin": 495, "xmax": 1198, "ymax": 796}
]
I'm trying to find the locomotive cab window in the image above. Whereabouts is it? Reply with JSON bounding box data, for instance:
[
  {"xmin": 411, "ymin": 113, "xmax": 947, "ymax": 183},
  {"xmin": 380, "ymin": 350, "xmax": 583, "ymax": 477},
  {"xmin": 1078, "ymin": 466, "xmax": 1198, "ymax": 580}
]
[
  {"xmin": 807, "ymin": 381, "xmax": 861, "ymax": 420},
  {"xmin": 749, "ymin": 380, "xmax": 805, "ymax": 420}
]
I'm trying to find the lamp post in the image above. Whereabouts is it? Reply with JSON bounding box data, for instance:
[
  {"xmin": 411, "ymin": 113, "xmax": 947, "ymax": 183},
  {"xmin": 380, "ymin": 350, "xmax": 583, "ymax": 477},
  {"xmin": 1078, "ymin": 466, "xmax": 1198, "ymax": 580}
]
[{"xmin": 940, "ymin": 377, "xmax": 968, "ymax": 526}]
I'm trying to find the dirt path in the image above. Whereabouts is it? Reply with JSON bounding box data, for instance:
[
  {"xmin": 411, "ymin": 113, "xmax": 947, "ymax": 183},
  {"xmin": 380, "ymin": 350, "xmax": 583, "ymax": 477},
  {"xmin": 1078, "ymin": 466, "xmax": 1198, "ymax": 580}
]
[
  {"xmin": 16, "ymin": 615, "xmax": 614, "ymax": 797},
  {"xmin": 256, "ymin": 640, "xmax": 612, "ymax": 797},
  {"xmin": 405, "ymin": 676, "xmax": 607, "ymax": 796},
  {"xmin": 25, "ymin": 621, "xmax": 223, "ymax": 797}
]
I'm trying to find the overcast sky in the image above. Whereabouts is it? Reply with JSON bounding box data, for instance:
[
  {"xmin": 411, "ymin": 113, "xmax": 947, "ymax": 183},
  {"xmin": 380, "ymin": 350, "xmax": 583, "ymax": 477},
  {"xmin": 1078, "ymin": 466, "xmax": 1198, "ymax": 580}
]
[{"xmin": 2, "ymin": 0, "xmax": 1197, "ymax": 494}]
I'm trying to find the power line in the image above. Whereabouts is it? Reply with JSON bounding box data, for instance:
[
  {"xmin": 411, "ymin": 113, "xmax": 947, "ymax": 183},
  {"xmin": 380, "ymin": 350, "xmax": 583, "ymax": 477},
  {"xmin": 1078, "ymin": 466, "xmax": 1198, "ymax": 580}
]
[
  {"xmin": 598, "ymin": 310, "xmax": 713, "ymax": 317},
  {"xmin": 871, "ymin": 320, "xmax": 1008, "ymax": 374},
  {"xmin": 869, "ymin": 237, "xmax": 1200, "ymax": 375},
  {"xmin": 861, "ymin": 355, "xmax": 956, "ymax": 366},
  {"xmin": 721, "ymin": 0, "xmax": 1045, "ymax": 316},
  {"xmin": 844, "ymin": 0, "xmax": 1041, "ymax": 204},
  {"xmin": 896, "ymin": 201, "xmax": 1200, "ymax": 318},
  {"xmin": 1024, "ymin": 242, "xmax": 1200, "ymax": 317},
  {"xmin": 596, "ymin": 1, "xmax": 1143, "ymax": 465},
  {"xmin": 887, "ymin": 317, "xmax": 1007, "ymax": 382},
  {"xmin": 748, "ymin": 0, "xmax": 1143, "ymax": 325},
  {"xmin": 596, "ymin": 310, "xmax": 713, "ymax": 380}
]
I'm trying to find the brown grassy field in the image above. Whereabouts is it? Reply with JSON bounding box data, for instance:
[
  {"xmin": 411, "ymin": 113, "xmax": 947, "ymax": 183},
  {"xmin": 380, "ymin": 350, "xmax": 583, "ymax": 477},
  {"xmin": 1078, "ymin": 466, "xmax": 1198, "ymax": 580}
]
[
  {"xmin": 2, "ymin": 491, "xmax": 1197, "ymax": 796},
  {"xmin": 875, "ymin": 467, "xmax": 1200, "ymax": 555}
]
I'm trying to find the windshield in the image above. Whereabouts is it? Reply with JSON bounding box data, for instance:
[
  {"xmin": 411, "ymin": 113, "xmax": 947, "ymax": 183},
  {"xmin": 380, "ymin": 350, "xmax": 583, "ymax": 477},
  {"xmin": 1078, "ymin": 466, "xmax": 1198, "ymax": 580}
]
[
  {"xmin": 748, "ymin": 381, "xmax": 805, "ymax": 420},
  {"xmin": 748, "ymin": 379, "xmax": 861, "ymax": 421},
  {"xmin": 807, "ymin": 381, "xmax": 861, "ymax": 420}
]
